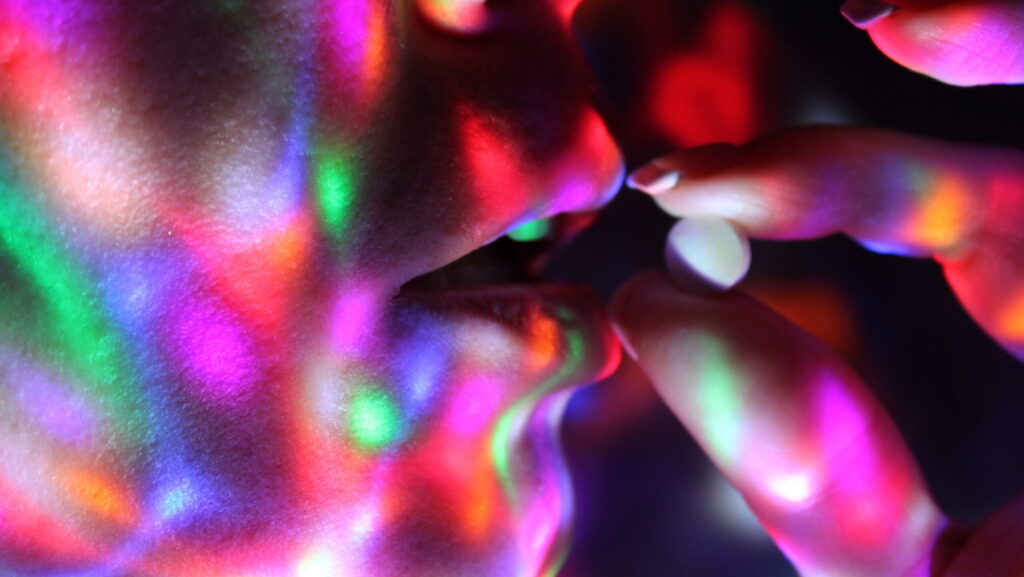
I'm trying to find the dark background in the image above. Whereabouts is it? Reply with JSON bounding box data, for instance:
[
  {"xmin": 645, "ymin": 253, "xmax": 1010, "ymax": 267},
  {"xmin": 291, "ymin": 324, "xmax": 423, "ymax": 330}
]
[{"xmin": 548, "ymin": 1, "xmax": 1024, "ymax": 575}]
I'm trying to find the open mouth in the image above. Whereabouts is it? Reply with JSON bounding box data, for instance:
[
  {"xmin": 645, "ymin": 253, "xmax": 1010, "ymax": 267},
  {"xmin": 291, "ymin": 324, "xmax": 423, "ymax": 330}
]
[
  {"xmin": 378, "ymin": 212, "xmax": 621, "ymax": 577},
  {"xmin": 402, "ymin": 212, "xmax": 599, "ymax": 292}
]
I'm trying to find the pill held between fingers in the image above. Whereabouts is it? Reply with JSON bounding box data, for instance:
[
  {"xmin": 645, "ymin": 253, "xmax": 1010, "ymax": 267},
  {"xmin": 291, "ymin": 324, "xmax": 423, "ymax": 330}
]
[{"xmin": 664, "ymin": 217, "xmax": 751, "ymax": 294}]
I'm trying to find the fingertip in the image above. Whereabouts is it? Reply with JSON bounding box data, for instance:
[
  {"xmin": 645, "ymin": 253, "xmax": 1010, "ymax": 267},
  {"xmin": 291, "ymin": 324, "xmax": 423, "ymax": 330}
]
[{"xmin": 609, "ymin": 271, "xmax": 673, "ymax": 340}]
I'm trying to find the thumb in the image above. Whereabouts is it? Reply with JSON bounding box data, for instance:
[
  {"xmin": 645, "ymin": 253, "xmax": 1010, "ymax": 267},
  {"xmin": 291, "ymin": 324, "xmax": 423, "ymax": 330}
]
[{"xmin": 610, "ymin": 272, "xmax": 950, "ymax": 577}]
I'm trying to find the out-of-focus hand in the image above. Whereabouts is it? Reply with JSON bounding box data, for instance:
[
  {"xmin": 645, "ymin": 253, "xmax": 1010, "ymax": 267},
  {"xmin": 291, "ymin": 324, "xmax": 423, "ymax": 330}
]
[
  {"xmin": 611, "ymin": 272, "xmax": 1024, "ymax": 577},
  {"xmin": 840, "ymin": 0, "xmax": 1024, "ymax": 86}
]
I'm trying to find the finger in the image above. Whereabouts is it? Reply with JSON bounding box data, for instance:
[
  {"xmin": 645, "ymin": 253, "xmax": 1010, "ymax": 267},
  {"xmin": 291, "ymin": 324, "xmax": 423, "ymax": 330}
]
[
  {"xmin": 861, "ymin": 0, "xmax": 1024, "ymax": 86},
  {"xmin": 635, "ymin": 127, "xmax": 996, "ymax": 256},
  {"xmin": 629, "ymin": 126, "xmax": 1024, "ymax": 360},
  {"xmin": 611, "ymin": 272, "xmax": 949, "ymax": 577}
]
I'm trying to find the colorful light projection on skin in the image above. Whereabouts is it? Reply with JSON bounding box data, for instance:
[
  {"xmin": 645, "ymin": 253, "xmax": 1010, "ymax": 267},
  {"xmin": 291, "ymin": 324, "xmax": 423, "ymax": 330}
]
[
  {"xmin": 636, "ymin": 127, "xmax": 1024, "ymax": 361},
  {"xmin": 0, "ymin": 168, "xmax": 143, "ymax": 442},
  {"xmin": 508, "ymin": 218, "xmax": 552, "ymax": 243},
  {"xmin": 415, "ymin": 0, "xmax": 489, "ymax": 34},
  {"xmin": 314, "ymin": 142, "xmax": 358, "ymax": 247},
  {"xmin": 347, "ymin": 384, "xmax": 403, "ymax": 452},
  {"xmin": 0, "ymin": 0, "xmax": 626, "ymax": 574},
  {"xmin": 612, "ymin": 273, "xmax": 952, "ymax": 577}
]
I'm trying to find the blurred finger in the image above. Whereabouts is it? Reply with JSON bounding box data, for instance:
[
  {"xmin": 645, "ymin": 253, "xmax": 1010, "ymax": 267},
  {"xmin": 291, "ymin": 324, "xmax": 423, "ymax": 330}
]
[{"xmin": 611, "ymin": 272, "xmax": 950, "ymax": 577}]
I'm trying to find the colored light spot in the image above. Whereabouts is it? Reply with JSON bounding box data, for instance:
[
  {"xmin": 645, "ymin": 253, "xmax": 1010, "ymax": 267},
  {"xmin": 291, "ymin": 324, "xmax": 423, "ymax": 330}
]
[
  {"xmin": 998, "ymin": 291, "xmax": 1024, "ymax": 340},
  {"xmin": 330, "ymin": 287, "xmax": 381, "ymax": 352},
  {"xmin": 347, "ymin": 386, "xmax": 401, "ymax": 452},
  {"xmin": 766, "ymin": 472, "xmax": 814, "ymax": 504},
  {"xmin": 314, "ymin": 147, "xmax": 356, "ymax": 240},
  {"xmin": 447, "ymin": 377, "xmax": 503, "ymax": 436},
  {"xmin": 417, "ymin": 0, "xmax": 488, "ymax": 33},
  {"xmin": 906, "ymin": 172, "xmax": 970, "ymax": 250},
  {"xmin": 507, "ymin": 218, "xmax": 550, "ymax": 242},
  {"xmin": 694, "ymin": 336, "xmax": 742, "ymax": 465},
  {"xmin": 0, "ymin": 171, "xmax": 141, "ymax": 439},
  {"xmin": 169, "ymin": 296, "xmax": 256, "ymax": 404},
  {"xmin": 64, "ymin": 468, "xmax": 136, "ymax": 526},
  {"xmin": 526, "ymin": 312, "xmax": 560, "ymax": 372},
  {"xmin": 297, "ymin": 547, "xmax": 338, "ymax": 577},
  {"xmin": 157, "ymin": 477, "xmax": 200, "ymax": 521}
]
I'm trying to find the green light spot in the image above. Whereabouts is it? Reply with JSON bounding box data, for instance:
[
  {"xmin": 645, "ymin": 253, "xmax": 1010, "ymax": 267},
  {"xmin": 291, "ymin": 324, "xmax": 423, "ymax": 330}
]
[
  {"xmin": 507, "ymin": 218, "xmax": 550, "ymax": 242},
  {"xmin": 695, "ymin": 336, "xmax": 742, "ymax": 464},
  {"xmin": 347, "ymin": 386, "xmax": 401, "ymax": 452},
  {"xmin": 315, "ymin": 147, "xmax": 356, "ymax": 240},
  {"xmin": 0, "ymin": 162, "xmax": 141, "ymax": 441},
  {"xmin": 490, "ymin": 326, "xmax": 585, "ymax": 510}
]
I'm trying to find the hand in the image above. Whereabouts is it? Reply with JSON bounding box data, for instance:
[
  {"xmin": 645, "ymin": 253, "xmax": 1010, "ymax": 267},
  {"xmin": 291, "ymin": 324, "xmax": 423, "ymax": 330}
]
[
  {"xmin": 612, "ymin": 271, "xmax": 1024, "ymax": 577},
  {"xmin": 628, "ymin": 126, "xmax": 1024, "ymax": 360}
]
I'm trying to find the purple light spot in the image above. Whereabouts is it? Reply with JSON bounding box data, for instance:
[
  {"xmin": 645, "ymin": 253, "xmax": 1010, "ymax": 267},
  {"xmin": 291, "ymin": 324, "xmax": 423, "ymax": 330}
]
[
  {"xmin": 330, "ymin": 287, "xmax": 380, "ymax": 352},
  {"xmin": 11, "ymin": 362, "xmax": 98, "ymax": 446},
  {"xmin": 168, "ymin": 296, "xmax": 256, "ymax": 404},
  {"xmin": 445, "ymin": 377, "xmax": 502, "ymax": 436}
]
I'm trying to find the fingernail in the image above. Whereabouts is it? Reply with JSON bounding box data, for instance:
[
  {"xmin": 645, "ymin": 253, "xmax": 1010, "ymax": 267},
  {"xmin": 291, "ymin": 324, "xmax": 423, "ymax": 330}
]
[
  {"xmin": 611, "ymin": 321, "xmax": 638, "ymax": 361},
  {"xmin": 626, "ymin": 165, "xmax": 681, "ymax": 195},
  {"xmin": 840, "ymin": 0, "xmax": 896, "ymax": 29}
]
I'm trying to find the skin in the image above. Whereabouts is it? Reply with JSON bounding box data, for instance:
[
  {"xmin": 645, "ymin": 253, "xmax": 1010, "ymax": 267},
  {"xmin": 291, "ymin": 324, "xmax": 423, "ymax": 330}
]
[
  {"xmin": 0, "ymin": 1, "xmax": 623, "ymax": 575},
  {"xmin": 617, "ymin": 2, "xmax": 1024, "ymax": 574}
]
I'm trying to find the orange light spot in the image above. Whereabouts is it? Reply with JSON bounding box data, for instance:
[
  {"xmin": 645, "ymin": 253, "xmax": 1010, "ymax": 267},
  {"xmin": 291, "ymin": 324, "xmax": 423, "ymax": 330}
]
[
  {"xmin": 998, "ymin": 291, "xmax": 1024, "ymax": 340},
  {"xmin": 526, "ymin": 310, "xmax": 560, "ymax": 373},
  {"xmin": 63, "ymin": 468, "xmax": 136, "ymax": 526},
  {"xmin": 905, "ymin": 176, "xmax": 971, "ymax": 250},
  {"xmin": 460, "ymin": 447, "xmax": 498, "ymax": 540}
]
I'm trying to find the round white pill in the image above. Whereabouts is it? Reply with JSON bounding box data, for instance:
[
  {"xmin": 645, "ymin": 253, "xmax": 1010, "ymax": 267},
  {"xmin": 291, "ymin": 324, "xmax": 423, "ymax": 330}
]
[{"xmin": 664, "ymin": 217, "xmax": 751, "ymax": 293}]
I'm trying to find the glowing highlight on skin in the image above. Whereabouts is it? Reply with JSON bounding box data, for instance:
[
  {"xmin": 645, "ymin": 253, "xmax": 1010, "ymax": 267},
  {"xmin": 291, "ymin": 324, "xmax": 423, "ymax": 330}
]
[
  {"xmin": 0, "ymin": 174, "xmax": 140, "ymax": 440},
  {"xmin": 347, "ymin": 385, "xmax": 401, "ymax": 452},
  {"xmin": 63, "ymin": 467, "xmax": 137, "ymax": 526},
  {"xmin": 315, "ymin": 145, "xmax": 357, "ymax": 242},
  {"xmin": 416, "ymin": 0, "xmax": 488, "ymax": 33},
  {"xmin": 998, "ymin": 291, "xmax": 1024, "ymax": 340},
  {"xmin": 905, "ymin": 169, "xmax": 970, "ymax": 250},
  {"xmin": 0, "ymin": 0, "xmax": 626, "ymax": 573},
  {"xmin": 693, "ymin": 336, "xmax": 743, "ymax": 465},
  {"xmin": 508, "ymin": 218, "xmax": 551, "ymax": 243},
  {"xmin": 168, "ymin": 296, "xmax": 257, "ymax": 404}
]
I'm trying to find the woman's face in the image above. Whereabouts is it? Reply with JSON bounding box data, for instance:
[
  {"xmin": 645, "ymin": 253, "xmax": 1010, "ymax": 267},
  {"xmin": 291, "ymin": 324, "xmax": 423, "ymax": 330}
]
[{"xmin": 0, "ymin": 1, "xmax": 623, "ymax": 575}]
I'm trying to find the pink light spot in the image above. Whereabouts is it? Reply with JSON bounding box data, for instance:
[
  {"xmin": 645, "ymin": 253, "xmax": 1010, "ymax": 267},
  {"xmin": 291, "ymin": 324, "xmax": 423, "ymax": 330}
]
[
  {"xmin": 445, "ymin": 377, "xmax": 502, "ymax": 436},
  {"xmin": 330, "ymin": 287, "xmax": 381, "ymax": 353},
  {"xmin": 168, "ymin": 296, "xmax": 256, "ymax": 404}
]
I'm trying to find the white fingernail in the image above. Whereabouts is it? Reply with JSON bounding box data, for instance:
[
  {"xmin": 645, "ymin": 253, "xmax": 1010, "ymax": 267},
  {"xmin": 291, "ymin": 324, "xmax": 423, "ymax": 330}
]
[
  {"xmin": 665, "ymin": 217, "xmax": 751, "ymax": 293},
  {"xmin": 627, "ymin": 166, "xmax": 681, "ymax": 195}
]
